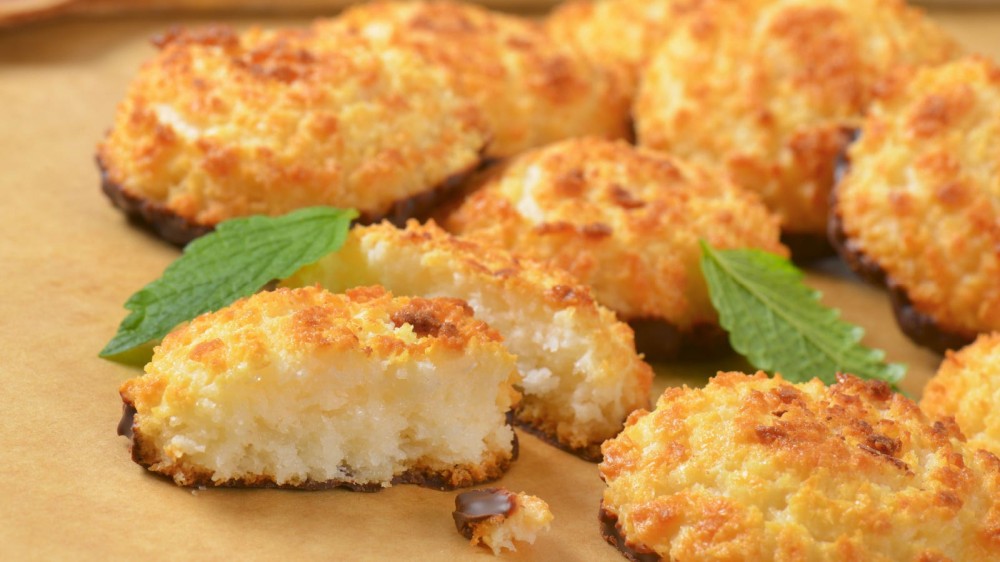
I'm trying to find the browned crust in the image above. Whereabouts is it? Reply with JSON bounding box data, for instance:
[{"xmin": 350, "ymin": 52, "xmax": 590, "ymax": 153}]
[
  {"xmin": 122, "ymin": 395, "xmax": 519, "ymax": 491},
  {"xmin": 828, "ymin": 152, "xmax": 976, "ymax": 355},
  {"xmin": 131, "ymin": 432, "xmax": 517, "ymax": 491},
  {"xmin": 599, "ymin": 502, "xmax": 661, "ymax": 562},
  {"xmin": 97, "ymin": 152, "xmax": 482, "ymax": 247},
  {"xmin": 627, "ymin": 318, "xmax": 731, "ymax": 362},
  {"xmin": 98, "ymin": 155, "xmax": 212, "ymax": 246},
  {"xmin": 513, "ymin": 414, "xmax": 603, "ymax": 463}
]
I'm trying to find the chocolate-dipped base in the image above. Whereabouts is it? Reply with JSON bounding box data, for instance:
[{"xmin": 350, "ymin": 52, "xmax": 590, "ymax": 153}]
[
  {"xmin": 512, "ymin": 416, "xmax": 603, "ymax": 463},
  {"xmin": 781, "ymin": 231, "xmax": 836, "ymax": 264},
  {"xmin": 357, "ymin": 167, "xmax": 476, "ymax": 230},
  {"xmin": 98, "ymin": 154, "xmax": 480, "ymax": 247},
  {"xmin": 628, "ymin": 319, "xmax": 731, "ymax": 362},
  {"xmin": 99, "ymin": 159, "xmax": 212, "ymax": 246},
  {"xmin": 828, "ymin": 187, "xmax": 976, "ymax": 355},
  {"xmin": 599, "ymin": 503, "xmax": 661, "ymax": 562},
  {"xmin": 118, "ymin": 398, "xmax": 519, "ymax": 491}
]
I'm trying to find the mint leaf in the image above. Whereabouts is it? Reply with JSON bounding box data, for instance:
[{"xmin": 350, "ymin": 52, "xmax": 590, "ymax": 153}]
[
  {"xmin": 700, "ymin": 242, "xmax": 905, "ymax": 386},
  {"xmin": 100, "ymin": 207, "xmax": 358, "ymax": 363}
]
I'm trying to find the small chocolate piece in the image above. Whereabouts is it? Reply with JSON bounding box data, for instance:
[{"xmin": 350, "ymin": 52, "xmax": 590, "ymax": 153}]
[
  {"xmin": 599, "ymin": 503, "xmax": 661, "ymax": 562},
  {"xmin": 453, "ymin": 488, "xmax": 516, "ymax": 539},
  {"xmin": 117, "ymin": 402, "xmax": 136, "ymax": 439},
  {"xmin": 628, "ymin": 319, "xmax": 731, "ymax": 362}
]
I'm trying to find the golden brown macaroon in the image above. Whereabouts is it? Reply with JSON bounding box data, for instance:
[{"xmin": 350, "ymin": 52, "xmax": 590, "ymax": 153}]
[
  {"xmin": 921, "ymin": 334, "xmax": 1000, "ymax": 458},
  {"xmin": 319, "ymin": 1, "xmax": 630, "ymax": 159},
  {"xmin": 634, "ymin": 0, "xmax": 958, "ymax": 253},
  {"xmin": 443, "ymin": 137, "xmax": 787, "ymax": 357},
  {"xmin": 98, "ymin": 25, "xmax": 489, "ymax": 245},
  {"xmin": 118, "ymin": 285, "xmax": 520, "ymax": 489},
  {"xmin": 831, "ymin": 57, "xmax": 1000, "ymax": 353},
  {"xmin": 282, "ymin": 220, "xmax": 653, "ymax": 460},
  {"xmin": 545, "ymin": 0, "xmax": 695, "ymax": 97},
  {"xmin": 600, "ymin": 371, "xmax": 1000, "ymax": 561}
]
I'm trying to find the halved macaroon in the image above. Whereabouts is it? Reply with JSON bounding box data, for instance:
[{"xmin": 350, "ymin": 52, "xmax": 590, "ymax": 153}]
[
  {"xmin": 831, "ymin": 57, "xmax": 1000, "ymax": 353},
  {"xmin": 442, "ymin": 137, "xmax": 787, "ymax": 359},
  {"xmin": 118, "ymin": 285, "xmax": 520, "ymax": 489},
  {"xmin": 282, "ymin": 220, "xmax": 653, "ymax": 461},
  {"xmin": 634, "ymin": 0, "xmax": 957, "ymax": 255},
  {"xmin": 319, "ymin": 1, "xmax": 630, "ymax": 159},
  {"xmin": 600, "ymin": 372, "xmax": 1000, "ymax": 560},
  {"xmin": 98, "ymin": 25, "xmax": 489, "ymax": 245}
]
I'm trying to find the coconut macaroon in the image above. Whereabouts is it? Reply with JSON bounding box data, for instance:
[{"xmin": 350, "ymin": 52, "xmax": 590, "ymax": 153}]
[
  {"xmin": 634, "ymin": 0, "xmax": 957, "ymax": 254},
  {"xmin": 319, "ymin": 1, "xmax": 630, "ymax": 159},
  {"xmin": 831, "ymin": 57, "xmax": 1000, "ymax": 353},
  {"xmin": 282, "ymin": 220, "xmax": 653, "ymax": 460},
  {"xmin": 921, "ymin": 334, "xmax": 1000, "ymax": 458},
  {"xmin": 599, "ymin": 371, "xmax": 1000, "ymax": 561},
  {"xmin": 545, "ymin": 0, "xmax": 690, "ymax": 97},
  {"xmin": 452, "ymin": 488, "xmax": 554, "ymax": 555},
  {"xmin": 98, "ymin": 25, "xmax": 489, "ymax": 245},
  {"xmin": 443, "ymin": 137, "xmax": 787, "ymax": 358},
  {"xmin": 117, "ymin": 285, "xmax": 520, "ymax": 489}
]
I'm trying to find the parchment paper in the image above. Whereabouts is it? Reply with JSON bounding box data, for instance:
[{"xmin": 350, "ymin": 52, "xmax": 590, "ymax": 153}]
[{"xmin": 1, "ymin": 8, "xmax": 997, "ymax": 561}]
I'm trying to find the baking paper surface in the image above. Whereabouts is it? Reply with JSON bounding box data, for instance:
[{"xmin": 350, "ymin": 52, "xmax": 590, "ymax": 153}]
[{"xmin": 0, "ymin": 8, "xmax": 997, "ymax": 560}]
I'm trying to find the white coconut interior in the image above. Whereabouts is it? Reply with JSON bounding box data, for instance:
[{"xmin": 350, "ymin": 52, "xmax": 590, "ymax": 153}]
[
  {"xmin": 283, "ymin": 229, "xmax": 650, "ymax": 450},
  {"xmin": 145, "ymin": 349, "xmax": 515, "ymax": 487}
]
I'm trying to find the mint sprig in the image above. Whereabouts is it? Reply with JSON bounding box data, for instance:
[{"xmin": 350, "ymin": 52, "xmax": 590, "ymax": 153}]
[
  {"xmin": 100, "ymin": 207, "xmax": 357, "ymax": 364},
  {"xmin": 700, "ymin": 242, "xmax": 905, "ymax": 386}
]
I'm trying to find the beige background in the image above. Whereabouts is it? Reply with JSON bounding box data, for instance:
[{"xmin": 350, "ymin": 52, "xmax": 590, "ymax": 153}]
[{"xmin": 1, "ymin": 5, "xmax": 997, "ymax": 561}]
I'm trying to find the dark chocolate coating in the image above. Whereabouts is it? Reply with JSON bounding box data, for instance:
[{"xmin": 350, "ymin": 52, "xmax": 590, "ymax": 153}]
[
  {"xmin": 513, "ymin": 417, "xmax": 603, "ymax": 463},
  {"xmin": 599, "ymin": 503, "xmax": 661, "ymax": 562},
  {"xmin": 453, "ymin": 488, "xmax": 515, "ymax": 539},
  {"xmin": 116, "ymin": 403, "xmax": 136, "ymax": 439},
  {"xmin": 358, "ymin": 168, "xmax": 473, "ymax": 229},
  {"xmin": 780, "ymin": 231, "xmax": 835, "ymax": 264},
  {"xmin": 885, "ymin": 281, "xmax": 976, "ymax": 355},
  {"xmin": 97, "ymin": 152, "xmax": 482, "ymax": 247},
  {"xmin": 628, "ymin": 319, "xmax": 731, "ymax": 362},
  {"xmin": 99, "ymin": 157, "xmax": 212, "ymax": 246},
  {"xmin": 827, "ymin": 135, "xmax": 977, "ymax": 355}
]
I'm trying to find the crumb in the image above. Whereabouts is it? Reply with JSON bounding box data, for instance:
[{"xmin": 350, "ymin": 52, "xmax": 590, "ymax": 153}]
[{"xmin": 453, "ymin": 488, "xmax": 553, "ymax": 554}]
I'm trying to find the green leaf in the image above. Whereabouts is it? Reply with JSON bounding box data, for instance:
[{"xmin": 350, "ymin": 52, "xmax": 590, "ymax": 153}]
[
  {"xmin": 700, "ymin": 242, "xmax": 906, "ymax": 387},
  {"xmin": 100, "ymin": 207, "xmax": 358, "ymax": 364}
]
